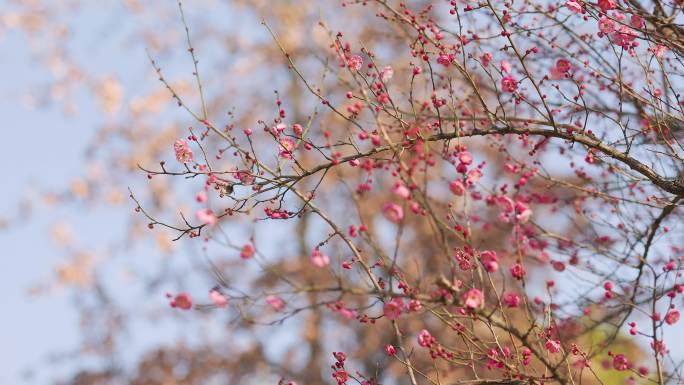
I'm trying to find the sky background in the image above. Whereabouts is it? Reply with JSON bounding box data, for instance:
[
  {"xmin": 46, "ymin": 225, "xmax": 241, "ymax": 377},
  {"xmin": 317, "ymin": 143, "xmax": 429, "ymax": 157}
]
[{"xmin": 1, "ymin": 4, "xmax": 171, "ymax": 383}]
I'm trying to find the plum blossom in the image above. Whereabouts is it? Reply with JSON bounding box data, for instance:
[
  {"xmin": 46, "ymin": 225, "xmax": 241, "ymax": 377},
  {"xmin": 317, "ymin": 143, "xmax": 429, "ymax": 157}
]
[
  {"xmin": 497, "ymin": 195, "xmax": 515, "ymax": 213},
  {"xmin": 379, "ymin": 65, "xmax": 394, "ymax": 82},
  {"xmin": 167, "ymin": 292, "xmax": 193, "ymax": 310},
  {"xmin": 463, "ymin": 288, "xmax": 485, "ymax": 309},
  {"xmin": 347, "ymin": 55, "xmax": 363, "ymax": 71},
  {"xmin": 407, "ymin": 299, "xmax": 422, "ymax": 312},
  {"xmin": 598, "ymin": 16, "xmax": 616, "ymax": 34},
  {"xmin": 613, "ymin": 354, "xmax": 629, "ymax": 371},
  {"xmin": 279, "ymin": 137, "xmax": 297, "ymax": 159},
  {"xmin": 481, "ymin": 52, "xmax": 493, "ymax": 66},
  {"xmin": 545, "ymin": 339, "xmax": 561, "ymax": 353},
  {"xmin": 417, "ymin": 329, "xmax": 435, "ymax": 347},
  {"xmin": 266, "ymin": 295, "xmax": 286, "ymax": 311},
  {"xmin": 500, "ymin": 60, "xmax": 513, "ymax": 74},
  {"xmin": 598, "ymin": 0, "xmax": 615, "ymax": 12},
  {"xmin": 392, "ymin": 182, "xmax": 411, "ymax": 199},
  {"xmin": 515, "ymin": 201, "xmax": 533, "ymax": 223},
  {"xmin": 466, "ymin": 168, "xmax": 483, "ymax": 185},
  {"xmin": 333, "ymin": 370, "xmax": 349, "ymax": 385},
  {"xmin": 630, "ymin": 14, "xmax": 644, "ymax": 29},
  {"xmin": 195, "ymin": 190, "xmax": 207, "ymax": 203},
  {"xmin": 240, "ymin": 243, "xmax": 255, "ymax": 259},
  {"xmin": 382, "ymin": 203, "xmax": 404, "ymax": 223},
  {"xmin": 665, "ymin": 310, "xmax": 680, "ymax": 325},
  {"xmin": 196, "ymin": 208, "xmax": 217, "ymax": 226},
  {"xmin": 503, "ymin": 292, "xmax": 521, "ymax": 308},
  {"xmin": 209, "ymin": 289, "xmax": 228, "ymax": 308},
  {"xmin": 510, "ymin": 263, "xmax": 527, "ymax": 279},
  {"xmin": 383, "ymin": 297, "xmax": 404, "ymax": 320},
  {"xmin": 611, "ymin": 25, "xmax": 638, "ymax": 48},
  {"xmin": 651, "ymin": 340, "xmax": 667, "ymax": 355},
  {"xmin": 550, "ymin": 58, "xmax": 572, "ymax": 79},
  {"xmin": 565, "ymin": 0, "xmax": 584, "ymax": 13},
  {"xmin": 459, "ymin": 151, "xmax": 473, "ymax": 165},
  {"xmin": 449, "ymin": 179, "xmax": 465, "ymax": 196},
  {"xmin": 385, "ymin": 344, "xmax": 397, "ymax": 356},
  {"xmin": 311, "ymin": 248, "xmax": 331, "ymax": 268},
  {"xmin": 173, "ymin": 139, "xmax": 193, "ymax": 163},
  {"xmin": 651, "ymin": 44, "xmax": 668, "ymax": 59},
  {"xmin": 437, "ymin": 53, "xmax": 454, "ymax": 67},
  {"xmin": 501, "ymin": 75, "xmax": 518, "ymax": 93},
  {"xmin": 480, "ymin": 250, "xmax": 499, "ymax": 272}
]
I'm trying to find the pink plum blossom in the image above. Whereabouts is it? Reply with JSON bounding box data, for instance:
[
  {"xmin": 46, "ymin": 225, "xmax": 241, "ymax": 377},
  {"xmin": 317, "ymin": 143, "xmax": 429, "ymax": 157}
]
[
  {"xmin": 174, "ymin": 139, "xmax": 193, "ymax": 163},
  {"xmin": 196, "ymin": 208, "xmax": 217, "ymax": 226},
  {"xmin": 383, "ymin": 297, "xmax": 404, "ymax": 320},
  {"xmin": 209, "ymin": 289, "xmax": 228, "ymax": 308},
  {"xmin": 266, "ymin": 295, "xmax": 286, "ymax": 311},
  {"xmin": 463, "ymin": 288, "xmax": 485, "ymax": 309},
  {"xmin": 382, "ymin": 203, "xmax": 404, "ymax": 223},
  {"xmin": 311, "ymin": 248, "xmax": 331, "ymax": 268}
]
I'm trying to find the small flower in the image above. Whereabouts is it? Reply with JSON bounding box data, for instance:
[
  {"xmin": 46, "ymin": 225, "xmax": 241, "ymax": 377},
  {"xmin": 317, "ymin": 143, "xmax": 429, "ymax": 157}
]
[
  {"xmin": 665, "ymin": 310, "xmax": 680, "ymax": 325},
  {"xmin": 598, "ymin": 16, "xmax": 616, "ymax": 34},
  {"xmin": 651, "ymin": 340, "xmax": 667, "ymax": 355},
  {"xmin": 383, "ymin": 297, "xmax": 404, "ymax": 320},
  {"xmin": 279, "ymin": 137, "xmax": 297, "ymax": 159},
  {"xmin": 195, "ymin": 190, "xmax": 207, "ymax": 203},
  {"xmin": 515, "ymin": 201, "xmax": 533, "ymax": 223},
  {"xmin": 417, "ymin": 329, "xmax": 434, "ymax": 347},
  {"xmin": 333, "ymin": 351, "xmax": 347, "ymax": 363},
  {"xmin": 449, "ymin": 180, "xmax": 466, "ymax": 196},
  {"xmin": 630, "ymin": 14, "xmax": 644, "ymax": 28},
  {"xmin": 379, "ymin": 65, "xmax": 394, "ymax": 82},
  {"xmin": 466, "ymin": 168, "xmax": 483, "ymax": 185},
  {"xmin": 311, "ymin": 248, "xmax": 331, "ymax": 268},
  {"xmin": 168, "ymin": 292, "xmax": 193, "ymax": 310},
  {"xmin": 463, "ymin": 288, "xmax": 485, "ymax": 309},
  {"xmin": 333, "ymin": 370, "xmax": 349, "ymax": 385},
  {"xmin": 565, "ymin": 0, "xmax": 584, "ymax": 13},
  {"xmin": 652, "ymin": 44, "xmax": 668, "ymax": 59},
  {"xmin": 209, "ymin": 289, "xmax": 228, "ymax": 308},
  {"xmin": 503, "ymin": 292, "xmax": 521, "ymax": 308},
  {"xmin": 173, "ymin": 139, "xmax": 193, "ymax": 163},
  {"xmin": 613, "ymin": 354, "xmax": 629, "ymax": 371},
  {"xmin": 392, "ymin": 182, "xmax": 411, "ymax": 199},
  {"xmin": 500, "ymin": 60, "xmax": 513, "ymax": 74},
  {"xmin": 497, "ymin": 195, "xmax": 515, "ymax": 213},
  {"xmin": 382, "ymin": 203, "xmax": 404, "ymax": 223},
  {"xmin": 266, "ymin": 295, "xmax": 286, "ymax": 311},
  {"xmin": 196, "ymin": 208, "xmax": 217, "ymax": 226},
  {"xmin": 240, "ymin": 243, "xmax": 255, "ymax": 259},
  {"xmin": 598, "ymin": 0, "xmax": 616, "ymax": 11},
  {"xmin": 501, "ymin": 75, "xmax": 518, "ymax": 93},
  {"xmin": 510, "ymin": 263, "xmax": 526, "ymax": 280},
  {"xmin": 481, "ymin": 52, "xmax": 493, "ymax": 66},
  {"xmin": 480, "ymin": 250, "xmax": 499, "ymax": 272},
  {"xmin": 611, "ymin": 25, "xmax": 637, "ymax": 48},
  {"xmin": 459, "ymin": 151, "xmax": 474, "ymax": 165},
  {"xmin": 437, "ymin": 53, "xmax": 453, "ymax": 67},
  {"xmin": 545, "ymin": 339, "xmax": 561, "ymax": 353},
  {"xmin": 555, "ymin": 58, "xmax": 571, "ymax": 73},
  {"xmin": 385, "ymin": 344, "xmax": 397, "ymax": 356},
  {"xmin": 348, "ymin": 55, "xmax": 363, "ymax": 71},
  {"xmin": 407, "ymin": 299, "xmax": 422, "ymax": 312}
]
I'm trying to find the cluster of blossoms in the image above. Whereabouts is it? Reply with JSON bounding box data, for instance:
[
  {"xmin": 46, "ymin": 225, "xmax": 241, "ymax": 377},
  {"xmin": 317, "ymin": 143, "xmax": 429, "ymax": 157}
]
[
  {"xmin": 382, "ymin": 297, "xmax": 422, "ymax": 320},
  {"xmin": 133, "ymin": 0, "xmax": 684, "ymax": 383}
]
